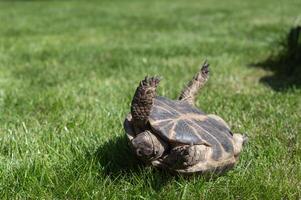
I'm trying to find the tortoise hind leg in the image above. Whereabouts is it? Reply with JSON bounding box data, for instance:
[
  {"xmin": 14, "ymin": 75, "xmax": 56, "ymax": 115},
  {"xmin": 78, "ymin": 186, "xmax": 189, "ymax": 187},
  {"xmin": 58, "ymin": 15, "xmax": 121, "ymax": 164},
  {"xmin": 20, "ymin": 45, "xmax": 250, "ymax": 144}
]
[
  {"xmin": 179, "ymin": 61, "xmax": 209, "ymax": 105},
  {"xmin": 163, "ymin": 145, "xmax": 208, "ymax": 169},
  {"xmin": 233, "ymin": 133, "xmax": 248, "ymax": 157}
]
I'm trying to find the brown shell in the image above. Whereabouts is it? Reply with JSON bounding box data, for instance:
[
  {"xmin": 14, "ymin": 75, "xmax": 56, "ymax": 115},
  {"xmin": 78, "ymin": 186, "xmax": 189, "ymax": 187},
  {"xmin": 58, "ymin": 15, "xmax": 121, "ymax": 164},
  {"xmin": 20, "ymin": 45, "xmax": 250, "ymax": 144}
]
[{"xmin": 149, "ymin": 96, "xmax": 234, "ymax": 160}]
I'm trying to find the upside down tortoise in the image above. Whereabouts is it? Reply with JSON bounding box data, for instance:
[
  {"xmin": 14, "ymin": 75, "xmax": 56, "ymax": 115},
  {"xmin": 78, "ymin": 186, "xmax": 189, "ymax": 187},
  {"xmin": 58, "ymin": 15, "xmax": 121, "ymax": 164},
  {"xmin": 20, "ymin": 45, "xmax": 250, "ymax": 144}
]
[{"xmin": 124, "ymin": 61, "xmax": 248, "ymax": 174}]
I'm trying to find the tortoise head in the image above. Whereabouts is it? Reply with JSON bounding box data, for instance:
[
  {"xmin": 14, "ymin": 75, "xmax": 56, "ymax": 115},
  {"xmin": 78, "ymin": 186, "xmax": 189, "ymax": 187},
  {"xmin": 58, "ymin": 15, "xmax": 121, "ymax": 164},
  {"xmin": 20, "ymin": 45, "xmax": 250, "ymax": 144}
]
[{"xmin": 131, "ymin": 131, "xmax": 166, "ymax": 161}]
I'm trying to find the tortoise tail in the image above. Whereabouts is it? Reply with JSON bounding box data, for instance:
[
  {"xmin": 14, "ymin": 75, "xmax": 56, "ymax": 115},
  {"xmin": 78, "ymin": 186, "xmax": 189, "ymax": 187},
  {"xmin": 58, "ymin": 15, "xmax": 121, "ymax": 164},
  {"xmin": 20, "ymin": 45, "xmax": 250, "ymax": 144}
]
[{"xmin": 131, "ymin": 76, "xmax": 160, "ymax": 124}]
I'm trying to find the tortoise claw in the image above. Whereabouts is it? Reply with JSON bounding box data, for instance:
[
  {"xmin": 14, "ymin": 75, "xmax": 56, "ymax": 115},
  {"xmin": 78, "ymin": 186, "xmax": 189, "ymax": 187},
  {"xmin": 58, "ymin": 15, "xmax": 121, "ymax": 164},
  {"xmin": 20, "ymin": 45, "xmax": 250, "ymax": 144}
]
[
  {"xmin": 201, "ymin": 60, "xmax": 210, "ymax": 75},
  {"xmin": 141, "ymin": 76, "xmax": 161, "ymax": 88}
]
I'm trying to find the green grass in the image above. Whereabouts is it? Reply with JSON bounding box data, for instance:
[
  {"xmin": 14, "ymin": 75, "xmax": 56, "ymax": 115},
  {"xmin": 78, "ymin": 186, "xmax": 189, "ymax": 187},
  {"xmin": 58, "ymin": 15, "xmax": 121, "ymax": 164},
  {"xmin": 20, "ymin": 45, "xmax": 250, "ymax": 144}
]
[{"xmin": 0, "ymin": 0, "xmax": 300, "ymax": 199}]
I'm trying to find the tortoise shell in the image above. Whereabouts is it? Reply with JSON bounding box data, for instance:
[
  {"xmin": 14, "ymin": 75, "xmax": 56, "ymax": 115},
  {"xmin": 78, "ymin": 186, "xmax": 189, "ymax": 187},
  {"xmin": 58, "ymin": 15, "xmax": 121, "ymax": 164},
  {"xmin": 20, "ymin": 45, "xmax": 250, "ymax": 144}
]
[{"xmin": 148, "ymin": 96, "xmax": 234, "ymax": 160}]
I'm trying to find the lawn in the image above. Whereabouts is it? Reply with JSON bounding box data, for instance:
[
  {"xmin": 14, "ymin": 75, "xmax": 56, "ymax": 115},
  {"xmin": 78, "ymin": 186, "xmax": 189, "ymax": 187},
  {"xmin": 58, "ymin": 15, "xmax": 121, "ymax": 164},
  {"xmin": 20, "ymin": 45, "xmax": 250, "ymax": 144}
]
[{"xmin": 0, "ymin": 0, "xmax": 300, "ymax": 199}]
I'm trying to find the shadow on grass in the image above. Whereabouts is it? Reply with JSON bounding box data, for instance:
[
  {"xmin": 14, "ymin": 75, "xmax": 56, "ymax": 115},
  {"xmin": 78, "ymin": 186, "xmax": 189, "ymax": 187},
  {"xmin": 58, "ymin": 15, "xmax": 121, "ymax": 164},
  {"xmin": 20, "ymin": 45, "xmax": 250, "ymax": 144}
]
[
  {"xmin": 95, "ymin": 135, "xmax": 142, "ymax": 175},
  {"xmin": 94, "ymin": 135, "xmax": 224, "ymax": 186},
  {"xmin": 94, "ymin": 135, "xmax": 174, "ymax": 191},
  {"xmin": 250, "ymin": 26, "xmax": 301, "ymax": 91}
]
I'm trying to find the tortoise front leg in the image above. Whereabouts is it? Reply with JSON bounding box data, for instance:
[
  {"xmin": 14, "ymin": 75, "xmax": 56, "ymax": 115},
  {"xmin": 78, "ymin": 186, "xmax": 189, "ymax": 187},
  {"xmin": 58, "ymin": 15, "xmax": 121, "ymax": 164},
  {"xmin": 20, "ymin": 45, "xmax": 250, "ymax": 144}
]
[
  {"xmin": 131, "ymin": 76, "xmax": 160, "ymax": 131},
  {"xmin": 179, "ymin": 61, "xmax": 209, "ymax": 105}
]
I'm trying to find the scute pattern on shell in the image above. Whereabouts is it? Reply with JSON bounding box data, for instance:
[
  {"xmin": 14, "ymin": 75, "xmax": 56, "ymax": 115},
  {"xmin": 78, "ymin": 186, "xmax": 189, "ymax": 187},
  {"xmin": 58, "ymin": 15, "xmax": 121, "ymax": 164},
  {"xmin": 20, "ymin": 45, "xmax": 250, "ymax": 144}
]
[{"xmin": 149, "ymin": 96, "xmax": 234, "ymax": 160}]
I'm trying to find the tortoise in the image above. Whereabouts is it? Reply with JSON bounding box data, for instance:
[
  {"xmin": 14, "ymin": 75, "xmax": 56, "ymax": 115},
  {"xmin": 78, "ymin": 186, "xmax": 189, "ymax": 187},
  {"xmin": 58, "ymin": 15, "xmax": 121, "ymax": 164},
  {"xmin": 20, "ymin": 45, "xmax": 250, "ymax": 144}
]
[{"xmin": 124, "ymin": 61, "xmax": 248, "ymax": 174}]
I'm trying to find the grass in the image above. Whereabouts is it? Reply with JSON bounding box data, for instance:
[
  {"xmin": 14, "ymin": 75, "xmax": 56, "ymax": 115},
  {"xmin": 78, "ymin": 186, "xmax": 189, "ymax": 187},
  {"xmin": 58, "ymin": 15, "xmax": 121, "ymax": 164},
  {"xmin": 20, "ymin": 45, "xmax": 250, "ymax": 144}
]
[
  {"xmin": 252, "ymin": 25, "xmax": 301, "ymax": 90},
  {"xmin": 0, "ymin": 0, "xmax": 300, "ymax": 199}
]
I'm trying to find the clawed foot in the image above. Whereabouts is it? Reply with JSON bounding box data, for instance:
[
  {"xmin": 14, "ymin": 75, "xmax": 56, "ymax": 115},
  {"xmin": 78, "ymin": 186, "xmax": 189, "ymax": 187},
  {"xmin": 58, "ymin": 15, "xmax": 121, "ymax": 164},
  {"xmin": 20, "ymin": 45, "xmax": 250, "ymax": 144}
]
[
  {"xmin": 196, "ymin": 60, "xmax": 210, "ymax": 80},
  {"xmin": 141, "ymin": 76, "xmax": 161, "ymax": 89},
  {"xmin": 201, "ymin": 60, "xmax": 210, "ymax": 76},
  {"xmin": 131, "ymin": 76, "xmax": 161, "ymax": 124},
  {"xmin": 178, "ymin": 60, "xmax": 210, "ymax": 105}
]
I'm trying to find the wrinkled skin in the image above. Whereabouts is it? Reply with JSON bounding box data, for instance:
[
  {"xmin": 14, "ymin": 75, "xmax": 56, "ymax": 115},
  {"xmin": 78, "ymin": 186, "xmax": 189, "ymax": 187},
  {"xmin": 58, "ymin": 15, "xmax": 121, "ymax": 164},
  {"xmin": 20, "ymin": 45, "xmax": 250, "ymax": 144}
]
[{"xmin": 131, "ymin": 130, "xmax": 166, "ymax": 161}]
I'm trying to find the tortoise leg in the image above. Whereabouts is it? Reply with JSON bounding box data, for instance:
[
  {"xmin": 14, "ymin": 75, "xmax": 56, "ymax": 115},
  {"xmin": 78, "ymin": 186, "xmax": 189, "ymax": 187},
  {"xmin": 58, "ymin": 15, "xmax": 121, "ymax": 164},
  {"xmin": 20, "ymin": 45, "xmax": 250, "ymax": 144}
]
[
  {"xmin": 163, "ymin": 144, "xmax": 207, "ymax": 169},
  {"xmin": 233, "ymin": 133, "xmax": 248, "ymax": 157},
  {"xmin": 178, "ymin": 61, "xmax": 209, "ymax": 105},
  {"xmin": 131, "ymin": 76, "xmax": 160, "ymax": 131}
]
